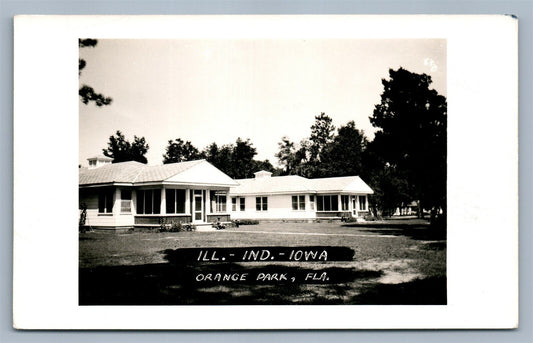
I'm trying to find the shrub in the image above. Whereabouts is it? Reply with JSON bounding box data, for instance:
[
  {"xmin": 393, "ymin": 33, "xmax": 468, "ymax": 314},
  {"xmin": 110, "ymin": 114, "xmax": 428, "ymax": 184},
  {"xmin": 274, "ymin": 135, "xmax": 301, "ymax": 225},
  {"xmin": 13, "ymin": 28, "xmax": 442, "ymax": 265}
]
[
  {"xmin": 158, "ymin": 219, "xmax": 193, "ymax": 232},
  {"xmin": 79, "ymin": 202, "xmax": 88, "ymax": 233},
  {"xmin": 158, "ymin": 218, "xmax": 169, "ymax": 232},
  {"xmin": 169, "ymin": 221, "xmax": 183, "ymax": 232},
  {"xmin": 364, "ymin": 214, "xmax": 380, "ymax": 221},
  {"xmin": 235, "ymin": 219, "xmax": 259, "ymax": 225}
]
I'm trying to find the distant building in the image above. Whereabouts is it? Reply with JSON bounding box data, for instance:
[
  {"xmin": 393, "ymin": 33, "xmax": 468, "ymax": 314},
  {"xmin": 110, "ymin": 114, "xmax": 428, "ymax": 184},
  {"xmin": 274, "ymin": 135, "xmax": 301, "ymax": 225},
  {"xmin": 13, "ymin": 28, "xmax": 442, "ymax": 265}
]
[{"xmin": 79, "ymin": 160, "xmax": 373, "ymax": 229}]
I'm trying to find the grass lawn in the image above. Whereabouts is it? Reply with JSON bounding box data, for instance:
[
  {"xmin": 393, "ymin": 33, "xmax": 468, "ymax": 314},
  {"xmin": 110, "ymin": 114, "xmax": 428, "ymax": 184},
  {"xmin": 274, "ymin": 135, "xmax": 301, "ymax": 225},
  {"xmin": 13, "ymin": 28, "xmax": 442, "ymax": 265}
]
[{"xmin": 79, "ymin": 221, "xmax": 446, "ymax": 305}]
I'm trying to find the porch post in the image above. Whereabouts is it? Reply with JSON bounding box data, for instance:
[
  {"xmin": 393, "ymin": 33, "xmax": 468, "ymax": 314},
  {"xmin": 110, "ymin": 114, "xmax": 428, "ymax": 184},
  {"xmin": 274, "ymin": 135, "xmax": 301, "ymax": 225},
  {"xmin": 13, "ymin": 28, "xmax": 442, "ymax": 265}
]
[
  {"xmin": 132, "ymin": 189, "xmax": 137, "ymax": 215},
  {"xmin": 185, "ymin": 188, "xmax": 191, "ymax": 215},
  {"xmin": 206, "ymin": 190, "xmax": 211, "ymax": 215},
  {"xmin": 113, "ymin": 188, "xmax": 121, "ymax": 215},
  {"xmin": 160, "ymin": 186, "xmax": 166, "ymax": 215}
]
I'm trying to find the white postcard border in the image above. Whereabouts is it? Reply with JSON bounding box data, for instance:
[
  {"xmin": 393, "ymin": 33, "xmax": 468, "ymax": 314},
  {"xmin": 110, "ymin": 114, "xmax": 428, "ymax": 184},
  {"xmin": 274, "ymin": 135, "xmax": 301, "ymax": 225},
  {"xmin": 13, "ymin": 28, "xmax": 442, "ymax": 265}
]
[{"xmin": 13, "ymin": 15, "xmax": 518, "ymax": 329}]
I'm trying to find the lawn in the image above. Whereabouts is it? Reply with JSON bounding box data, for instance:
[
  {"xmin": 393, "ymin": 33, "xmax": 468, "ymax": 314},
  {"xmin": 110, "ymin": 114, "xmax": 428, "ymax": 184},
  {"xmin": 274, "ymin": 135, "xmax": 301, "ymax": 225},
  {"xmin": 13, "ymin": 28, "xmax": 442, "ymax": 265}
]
[{"xmin": 79, "ymin": 221, "xmax": 446, "ymax": 305}]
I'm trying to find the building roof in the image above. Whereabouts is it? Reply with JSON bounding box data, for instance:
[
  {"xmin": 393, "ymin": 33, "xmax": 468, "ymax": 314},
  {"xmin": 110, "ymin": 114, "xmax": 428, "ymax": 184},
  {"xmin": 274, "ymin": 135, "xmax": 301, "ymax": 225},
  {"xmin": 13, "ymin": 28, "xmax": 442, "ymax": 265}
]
[
  {"xmin": 134, "ymin": 160, "xmax": 204, "ymax": 183},
  {"xmin": 230, "ymin": 175, "xmax": 312, "ymax": 195},
  {"xmin": 310, "ymin": 176, "xmax": 374, "ymax": 194},
  {"xmin": 229, "ymin": 173, "xmax": 373, "ymax": 195},
  {"xmin": 79, "ymin": 161, "xmax": 145, "ymax": 185},
  {"xmin": 79, "ymin": 159, "xmax": 238, "ymax": 187}
]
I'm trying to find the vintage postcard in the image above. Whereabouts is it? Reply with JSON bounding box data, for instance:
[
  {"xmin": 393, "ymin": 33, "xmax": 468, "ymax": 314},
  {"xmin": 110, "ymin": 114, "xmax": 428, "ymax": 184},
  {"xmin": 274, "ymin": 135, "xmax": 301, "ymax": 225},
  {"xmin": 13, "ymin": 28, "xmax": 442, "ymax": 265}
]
[{"xmin": 13, "ymin": 15, "xmax": 518, "ymax": 329}]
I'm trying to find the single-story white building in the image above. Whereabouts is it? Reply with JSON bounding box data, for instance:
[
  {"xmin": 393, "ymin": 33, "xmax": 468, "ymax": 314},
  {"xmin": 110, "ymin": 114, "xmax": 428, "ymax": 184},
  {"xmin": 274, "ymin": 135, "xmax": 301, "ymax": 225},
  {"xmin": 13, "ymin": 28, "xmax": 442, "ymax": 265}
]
[
  {"xmin": 79, "ymin": 159, "xmax": 238, "ymax": 229},
  {"xmin": 79, "ymin": 159, "xmax": 374, "ymax": 229},
  {"xmin": 228, "ymin": 170, "xmax": 373, "ymax": 221}
]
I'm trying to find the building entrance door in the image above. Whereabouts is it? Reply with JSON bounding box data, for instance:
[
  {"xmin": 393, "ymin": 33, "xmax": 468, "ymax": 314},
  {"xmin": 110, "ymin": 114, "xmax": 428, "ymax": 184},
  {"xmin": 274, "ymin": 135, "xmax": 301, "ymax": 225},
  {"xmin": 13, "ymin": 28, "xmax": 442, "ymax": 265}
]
[{"xmin": 193, "ymin": 190, "xmax": 204, "ymax": 223}]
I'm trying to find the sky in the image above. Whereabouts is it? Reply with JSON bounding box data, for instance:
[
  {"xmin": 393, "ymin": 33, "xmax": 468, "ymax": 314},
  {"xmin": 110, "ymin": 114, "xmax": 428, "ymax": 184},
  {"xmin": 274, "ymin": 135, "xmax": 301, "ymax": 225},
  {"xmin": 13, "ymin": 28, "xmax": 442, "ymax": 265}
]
[{"xmin": 79, "ymin": 39, "xmax": 446, "ymax": 166}]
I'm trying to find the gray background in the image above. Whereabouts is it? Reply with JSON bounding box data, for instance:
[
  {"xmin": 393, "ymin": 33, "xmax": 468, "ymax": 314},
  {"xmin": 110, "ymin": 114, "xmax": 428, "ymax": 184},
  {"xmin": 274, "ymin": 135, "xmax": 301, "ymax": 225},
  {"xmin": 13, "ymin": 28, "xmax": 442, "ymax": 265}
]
[{"xmin": 2, "ymin": 0, "xmax": 531, "ymax": 342}]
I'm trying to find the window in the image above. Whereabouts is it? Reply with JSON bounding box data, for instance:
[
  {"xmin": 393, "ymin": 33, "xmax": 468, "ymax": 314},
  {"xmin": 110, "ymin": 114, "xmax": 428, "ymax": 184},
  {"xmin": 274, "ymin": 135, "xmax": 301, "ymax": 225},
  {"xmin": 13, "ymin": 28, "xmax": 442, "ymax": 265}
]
[
  {"xmin": 232, "ymin": 197, "xmax": 245, "ymax": 211},
  {"xmin": 316, "ymin": 195, "xmax": 339, "ymax": 211},
  {"xmin": 309, "ymin": 195, "xmax": 315, "ymax": 210},
  {"xmin": 121, "ymin": 189, "xmax": 132, "ymax": 213},
  {"xmin": 292, "ymin": 195, "xmax": 306, "ymax": 210},
  {"xmin": 256, "ymin": 197, "xmax": 268, "ymax": 211},
  {"xmin": 359, "ymin": 195, "xmax": 367, "ymax": 211},
  {"xmin": 166, "ymin": 189, "xmax": 186, "ymax": 214},
  {"xmin": 136, "ymin": 189, "xmax": 161, "ymax": 214},
  {"xmin": 341, "ymin": 195, "xmax": 350, "ymax": 211},
  {"xmin": 211, "ymin": 191, "xmax": 227, "ymax": 213},
  {"xmin": 98, "ymin": 189, "xmax": 114, "ymax": 214}
]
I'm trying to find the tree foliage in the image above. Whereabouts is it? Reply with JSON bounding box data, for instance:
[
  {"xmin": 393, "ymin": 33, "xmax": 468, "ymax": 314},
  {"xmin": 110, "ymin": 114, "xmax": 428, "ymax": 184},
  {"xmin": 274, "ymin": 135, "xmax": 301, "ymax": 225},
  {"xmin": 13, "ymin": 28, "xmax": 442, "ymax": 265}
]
[
  {"xmin": 163, "ymin": 139, "xmax": 202, "ymax": 164},
  {"xmin": 79, "ymin": 85, "xmax": 113, "ymax": 107},
  {"xmin": 160, "ymin": 138, "xmax": 279, "ymax": 178},
  {"xmin": 252, "ymin": 159, "xmax": 278, "ymax": 175},
  {"xmin": 320, "ymin": 121, "xmax": 367, "ymax": 177},
  {"xmin": 273, "ymin": 68, "xmax": 447, "ymax": 221},
  {"xmin": 275, "ymin": 137, "xmax": 297, "ymax": 174},
  {"xmin": 361, "ymin": 140, "xmax": 411, "ymax": 217},
  {"xmin": 309, "ymin": 112, "xmax": 335, "ymax": 163},
  {"xmin": 79, "ymin": 39, "xmax": 112, "ymax": 107},
  {"xmin": 276, "ymin": 113, "xmax": 339, "ymax": 178},
  {"xmin": 275, "ymin": 137, "xmax": 312, "ymax": 176},
  {"xmin": 102, "ymin": 130, "xmax": 149, "ymax": 164},
  {"xmin": 231, "ymin": 138, "xmax": 258, "ymax": 179},
  {"xmin": 369, "ymin": 67, "xmax": 447, "ymax": 219}
]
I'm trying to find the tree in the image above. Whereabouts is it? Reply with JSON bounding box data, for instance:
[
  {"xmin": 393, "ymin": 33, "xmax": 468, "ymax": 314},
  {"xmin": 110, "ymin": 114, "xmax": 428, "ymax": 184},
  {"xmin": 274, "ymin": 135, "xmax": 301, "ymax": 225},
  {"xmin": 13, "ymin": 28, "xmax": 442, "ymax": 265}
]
[
  {"xmin": 309, "ymin": 112, "xmax": 335, "ymax": 163},
  {"xmin": 203, "ymin": 142, "xmax": 234, "ymax": 176},
  {"xmin": 362, "ymin": 140, "xmax": 411, "ymax": 217},
  {"xmin": 163, "ymin": 139, "xmax": 201, "ymax": 164},
  {"xmin": 275, "ymin": 137, "xmax": 313, "ymax": 176},
  {"xmin": 252, "ymin": 159, "xmax": 280, "ymax": 175},
  {"xmin": 202, "ymin": 139, "xmax": 278, "ymax": 179},
  {"xmin": 275, "ymin": 137, "xmax": 297, "ymax": 174},
  {"xmin": 369, "ymin": 67, "xmax": 447, "ymax": 221},
  {"xmin": 79, "ymin": 39, "xmax": 112, "ymax": 107},
  {"xmin": 231, "ymin": 138, "xmax": 257, "ymax": 179},
  {"xmin": 102, "ymin": 130, "xmax": 149, "ymax": 164},
  {"xmin": 320, "ymin": 121, "xmax": 368, "ymax": 177}
]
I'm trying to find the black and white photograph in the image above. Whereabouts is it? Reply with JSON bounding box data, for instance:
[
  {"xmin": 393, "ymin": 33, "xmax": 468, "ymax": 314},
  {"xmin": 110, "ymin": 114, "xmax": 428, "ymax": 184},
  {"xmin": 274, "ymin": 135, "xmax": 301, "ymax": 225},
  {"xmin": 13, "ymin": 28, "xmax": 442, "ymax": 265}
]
[
  {"xmin": 78, "ymin": 38, "xmax": 447, "ymax": 305},
  {"xmin": 13, "ymin": 15, "xmax": 518, "ymax": 329}
]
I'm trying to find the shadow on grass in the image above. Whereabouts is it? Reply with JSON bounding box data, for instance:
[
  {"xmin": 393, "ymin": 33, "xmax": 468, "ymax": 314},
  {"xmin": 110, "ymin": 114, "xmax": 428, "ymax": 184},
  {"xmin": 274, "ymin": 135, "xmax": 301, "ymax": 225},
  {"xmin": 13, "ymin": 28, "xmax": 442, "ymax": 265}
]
[
  {"xmin": 79, "ymin": 262, "xmax": 382, "ymax": 305},
  {"xmin": 342, "ymin": 220, "xmax": 430, "ymax": 229},
  {"xmin": 356, "ymin": 227, "xmax": 446, "ymax": 241},
  {"xmin": 352, "ymin": 276, "xmax": 447, "ymax": 305},
  {"xmin": 79, "ymin": 260, "xmax": 446, "ymax": 305},
  {"xmin": 79, "ymin": 235, "xmax": 98, "ymax": 241}
]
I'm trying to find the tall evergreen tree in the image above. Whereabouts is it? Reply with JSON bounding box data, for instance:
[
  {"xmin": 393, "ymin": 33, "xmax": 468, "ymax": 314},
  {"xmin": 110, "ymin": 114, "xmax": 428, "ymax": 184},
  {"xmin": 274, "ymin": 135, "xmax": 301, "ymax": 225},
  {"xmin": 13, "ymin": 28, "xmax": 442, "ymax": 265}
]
[{"xmin": 309, "ymin": 112, "xmax": 335, "ymax": 163}]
